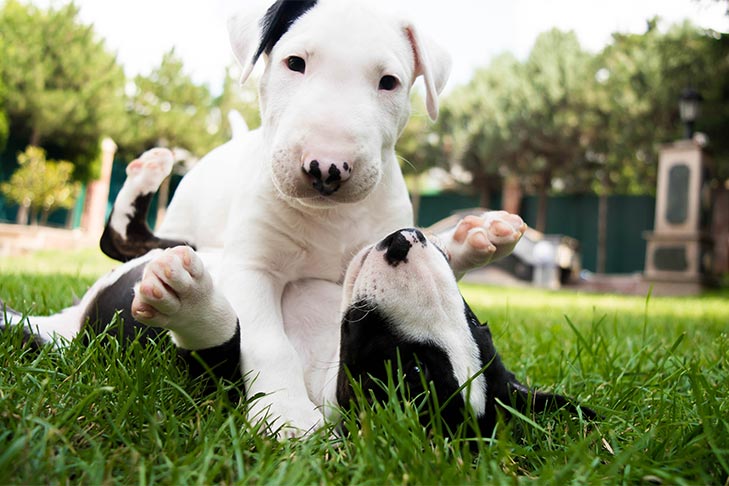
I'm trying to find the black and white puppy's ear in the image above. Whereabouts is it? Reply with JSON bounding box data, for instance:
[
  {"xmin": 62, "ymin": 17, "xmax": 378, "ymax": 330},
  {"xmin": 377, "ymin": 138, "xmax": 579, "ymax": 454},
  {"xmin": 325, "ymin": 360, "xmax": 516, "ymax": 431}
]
[
  {"xmin": 403, "ymin": 23, "xmax": 451, "ymax": 120},
  {"xmin": 506, "ymin": 381, "xmax": 597, "ymax": 421},
  {"xmin": 227, "ymin": 0, "xmax": 318, "ymax": 84},
  {"xmin": 468, "ymin": 315, "xmax": 596, "ymax": 427}
]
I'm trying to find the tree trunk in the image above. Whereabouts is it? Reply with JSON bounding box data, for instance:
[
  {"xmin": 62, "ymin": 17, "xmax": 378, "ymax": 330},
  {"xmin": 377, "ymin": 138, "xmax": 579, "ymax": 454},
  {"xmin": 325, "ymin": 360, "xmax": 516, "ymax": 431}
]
[
  {"xmin": 16, "ymin": 203, "xmax": 30, "ymax": 225},
  {"xmin": 40, "ymin": 208, "xmax": 50, "ymax": 226},
  {"xmin": 596, "ymin": 193, "xmax": 608, "ymax": 274},
  {"xmin": 502, "ymin": 176, "xmax": 523, "ymax": 215},
  {"xmin": 535, "ymin": 171, "xmax": 551, "ymax": 233},
  {"xmin": 479, "ymin": 184, "xmax": 491, "ymax": 209},
  {"xmin": 473, "ymin": 173, "xmax": 492, "ymax": 209},
  {"xmin": 30, "ymin": 127, "xmax": 41, "ymax": 146},
  {"xmin": 65, "ymin": 207, "xmax": 75, "ymax": 229},
  {"xmin": 29, "ymin": 206, "xmax": 39, "ymax": 226}
]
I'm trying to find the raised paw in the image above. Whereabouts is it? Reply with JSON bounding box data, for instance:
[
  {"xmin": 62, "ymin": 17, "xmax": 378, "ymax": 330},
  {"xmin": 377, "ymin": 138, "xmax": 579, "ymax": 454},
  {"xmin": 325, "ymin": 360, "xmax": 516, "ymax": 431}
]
[
  {"xmin": 125, "ymin": 147, "xmax": 174, "ymax": 194},
  {"xmin": 131, "ymin": 246, "xmax": 237, "ymax": 349},
  {"xmin": 446, "ymin": 211, "xmax": 527, "ymax": 277}
]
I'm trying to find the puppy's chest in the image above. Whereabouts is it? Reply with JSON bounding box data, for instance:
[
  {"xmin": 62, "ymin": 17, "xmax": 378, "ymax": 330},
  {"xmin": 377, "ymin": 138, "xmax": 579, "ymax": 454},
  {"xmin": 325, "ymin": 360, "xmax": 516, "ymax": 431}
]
[{"xmin": 293, "ymin": 224, "xmax": 367, "ymax": 281}]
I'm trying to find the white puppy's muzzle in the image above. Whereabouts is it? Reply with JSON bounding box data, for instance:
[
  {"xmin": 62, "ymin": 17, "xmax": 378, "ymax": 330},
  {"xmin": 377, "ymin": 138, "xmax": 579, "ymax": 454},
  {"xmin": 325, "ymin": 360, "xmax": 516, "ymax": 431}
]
[{"xmin": 301, "ymin": 158, "xmax": 353, "ymax": 196}]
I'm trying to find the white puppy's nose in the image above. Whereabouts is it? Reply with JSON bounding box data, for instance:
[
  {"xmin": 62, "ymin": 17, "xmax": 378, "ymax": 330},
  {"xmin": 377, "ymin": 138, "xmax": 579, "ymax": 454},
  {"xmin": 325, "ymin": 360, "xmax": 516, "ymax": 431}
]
[{"xmin": 301, "ymin": 159, "xmax": 352, "ymax": 196}]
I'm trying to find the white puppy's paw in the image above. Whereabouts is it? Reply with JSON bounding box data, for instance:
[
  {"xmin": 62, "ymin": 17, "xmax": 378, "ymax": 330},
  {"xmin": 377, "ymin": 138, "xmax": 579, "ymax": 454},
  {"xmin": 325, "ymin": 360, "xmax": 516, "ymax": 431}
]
[
  {"xmin": 446, "ymin": 211, "xmax": 527, "ymax": 277},
  {"xmin": 248, "ymin": 397, "xmax": 325, "ymax": 440},
  {"xmin": 131, "ymin": 246, "xmax": 237, "ymax": 349},
  {"xmin": 125, "ymin": 148, "xmax": 174, "ymax": 194}
]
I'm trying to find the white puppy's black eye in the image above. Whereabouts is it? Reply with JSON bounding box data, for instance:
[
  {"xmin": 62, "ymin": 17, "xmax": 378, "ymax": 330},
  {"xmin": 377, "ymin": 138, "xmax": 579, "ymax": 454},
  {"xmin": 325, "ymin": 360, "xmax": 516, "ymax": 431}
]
[
  {"xmin": 287, "ymin": 56, "xmax": 306, "ymax": 73},
  {"xmin": 379, "ymin": 75, "xmax": 399, "ymax": 91}
]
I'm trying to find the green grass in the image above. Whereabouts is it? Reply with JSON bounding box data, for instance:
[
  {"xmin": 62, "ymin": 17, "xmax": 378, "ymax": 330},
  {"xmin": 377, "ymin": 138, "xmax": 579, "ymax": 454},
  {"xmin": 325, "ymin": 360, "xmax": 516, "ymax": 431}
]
[{"xmin": 1, "ymin": 248, "xmax": 728, "ymax": 484}]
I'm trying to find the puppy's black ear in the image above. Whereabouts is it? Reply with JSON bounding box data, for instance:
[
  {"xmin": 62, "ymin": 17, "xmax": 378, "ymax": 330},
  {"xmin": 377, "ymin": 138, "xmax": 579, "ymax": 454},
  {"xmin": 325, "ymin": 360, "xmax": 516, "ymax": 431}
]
[
  {"xmin": 256, "ymin": 0, "xmax": 317, "ymax": 61},
  {"xmin": 228, "ymin": 0, "xmax": 318, "ymax": 83},
  {"xmin": 507, "ymin": 380, "xmax": 596, "ymax": 420}
]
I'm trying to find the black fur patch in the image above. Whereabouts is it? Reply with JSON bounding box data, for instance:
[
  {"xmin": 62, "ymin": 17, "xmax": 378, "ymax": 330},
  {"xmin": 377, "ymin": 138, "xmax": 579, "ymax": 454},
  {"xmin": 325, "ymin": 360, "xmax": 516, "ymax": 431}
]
[
  {"xmin": 80, "ymin": 261, "xmax": 164, "ymax": 346},
  {"xmin": 337, "ymin": 295, "xmax": 595, "ymax": 437},
  {"xmin": 375, "ymin": 229, "xmax": 426, "ymax": 267},
  {"xmin": 464, "ymin": 302, "xmax": 597, "ymax": 424},
  {"xmin": 337, "ymin": 301, "xmax": 466, "ymax": 434},
  {"xmin": 252, "ymin": 0, "xmax": 318, "ymax": 64},
  {"xmin": 178, "ymin": 322, "xmax": 243, "ymax": 401},
  {"xmin": 100, "ymin": 192, "xmax": 194, "ymax": 263}
]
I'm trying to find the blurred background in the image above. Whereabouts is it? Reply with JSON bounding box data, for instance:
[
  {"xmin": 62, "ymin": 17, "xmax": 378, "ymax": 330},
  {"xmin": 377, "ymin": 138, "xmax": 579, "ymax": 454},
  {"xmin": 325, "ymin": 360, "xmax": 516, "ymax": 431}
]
[{"xmin": 0, "ymin": 0, "xmax": 727, "ymax": 291}]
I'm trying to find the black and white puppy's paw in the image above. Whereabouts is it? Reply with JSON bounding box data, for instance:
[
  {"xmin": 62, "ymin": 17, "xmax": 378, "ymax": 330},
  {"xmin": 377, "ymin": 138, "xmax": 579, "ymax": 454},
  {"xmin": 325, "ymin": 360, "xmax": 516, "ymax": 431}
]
[
  {"xmin": 445, "ymin": 211, "xmax": 527, "ymax": 278},
  {"xmin": 125, "ymin": 148, "xmax": 174, "ymax": 194},
  {"xmin": 131, "ymin": 246, "xmax": 237, "ymax": 350}
]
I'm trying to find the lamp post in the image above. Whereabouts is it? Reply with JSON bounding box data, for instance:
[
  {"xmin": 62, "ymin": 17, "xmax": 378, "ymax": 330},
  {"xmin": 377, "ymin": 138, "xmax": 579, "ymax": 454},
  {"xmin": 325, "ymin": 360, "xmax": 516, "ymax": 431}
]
[{"xmin": 679, "ymin": 87, "xmax": 703, "ymax": 140}]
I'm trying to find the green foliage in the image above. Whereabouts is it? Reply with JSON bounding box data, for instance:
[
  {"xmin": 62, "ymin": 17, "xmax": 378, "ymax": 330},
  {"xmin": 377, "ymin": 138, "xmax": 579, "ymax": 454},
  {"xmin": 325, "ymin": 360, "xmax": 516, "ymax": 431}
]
[
  {"xmin": 396, "ymin": 92, "xmax": 446, "ymax": 175},
  {"xmin": 0, "ymin": 250, "xmax": 727, "ymax": 483},
  {"xmin": 0, "ymin": 0, "xmax": 127, "ymax": 181},
  {"xmin": 116, "ymin": 50, "xmax": 218, "ymax": 159},
  {"xmin": 412, "ymin": 21, "xmax": 729, "ymax": 206},
  {"xmin": 0, "ymin": 35, "xmax": 7, "ymax": 153},
  {"xmin": 587, "ymin": 20, "xmax": 729, "ymax": 194},
  {"xmin": 214, "ymin": 67, "xmax": 262, "ymax": 139},
  {"xmin": 0, "ymin": 146, "xmax": 80, "ymax": 225}
]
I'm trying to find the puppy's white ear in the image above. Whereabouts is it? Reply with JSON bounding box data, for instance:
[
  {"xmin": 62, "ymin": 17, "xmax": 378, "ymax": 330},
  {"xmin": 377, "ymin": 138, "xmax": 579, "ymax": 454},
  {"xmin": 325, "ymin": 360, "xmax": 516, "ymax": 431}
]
[
  {"xmin": 404, "ymin": 24, "xmax": 451, "ymax": 121},
  {"xmin": 227, "ymin": 1, "xmax": 269, "ymax": 85}
]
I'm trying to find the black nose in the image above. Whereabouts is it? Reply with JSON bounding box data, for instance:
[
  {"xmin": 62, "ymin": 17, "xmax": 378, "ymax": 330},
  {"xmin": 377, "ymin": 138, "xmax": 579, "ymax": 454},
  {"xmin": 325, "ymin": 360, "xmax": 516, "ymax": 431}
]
[
  {"xmin": 376, "ymin": 228, "xmax": 426, "ymax": 267},
  {"xmin": 302, "ymin": 160, "xmax": 352, "ymax": 196}
]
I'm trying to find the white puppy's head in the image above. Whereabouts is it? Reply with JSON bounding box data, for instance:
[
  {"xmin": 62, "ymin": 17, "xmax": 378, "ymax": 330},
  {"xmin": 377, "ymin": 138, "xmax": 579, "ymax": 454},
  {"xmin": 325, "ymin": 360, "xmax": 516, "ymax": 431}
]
[{"xmin": 228, "ymin": 0, "xmax": 450, "ymax": 207}]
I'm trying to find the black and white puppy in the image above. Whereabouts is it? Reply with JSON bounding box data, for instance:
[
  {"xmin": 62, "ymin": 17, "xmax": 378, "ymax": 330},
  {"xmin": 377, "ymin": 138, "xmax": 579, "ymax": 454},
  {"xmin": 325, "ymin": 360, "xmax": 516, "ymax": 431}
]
[{"xmin": 336, "ymin": 228, "xmax": 595, "ymax": 435}]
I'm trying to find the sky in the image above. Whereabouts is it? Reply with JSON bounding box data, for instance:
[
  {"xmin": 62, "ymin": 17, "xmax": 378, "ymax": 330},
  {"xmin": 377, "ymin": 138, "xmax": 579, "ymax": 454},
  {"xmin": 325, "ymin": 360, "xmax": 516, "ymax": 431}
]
[{"xmin": 31, "ymin": 0, "xmax": 729, "ymax": 94}]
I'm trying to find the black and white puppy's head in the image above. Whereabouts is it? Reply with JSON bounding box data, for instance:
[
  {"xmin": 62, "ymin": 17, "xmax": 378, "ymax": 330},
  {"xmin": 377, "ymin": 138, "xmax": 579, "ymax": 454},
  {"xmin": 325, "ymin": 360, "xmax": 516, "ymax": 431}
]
[{"xmin": 337, "ymin": 228, "xmax": 595, "ymax": 436}]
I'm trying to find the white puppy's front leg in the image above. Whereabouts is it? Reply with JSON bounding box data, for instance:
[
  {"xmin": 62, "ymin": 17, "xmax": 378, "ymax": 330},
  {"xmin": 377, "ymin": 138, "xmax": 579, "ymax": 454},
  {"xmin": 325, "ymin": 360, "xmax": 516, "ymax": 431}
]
[
  {"xmin": 131, "ymin": 246, "xmax": 238, "ymax": 350},
  {"xmin": 219, "ymin": 268, "xmax": 324, "ymax": 439},
  {"xmin": 440, "ymin": 211, "xmax": 527, "ymax": 280}
]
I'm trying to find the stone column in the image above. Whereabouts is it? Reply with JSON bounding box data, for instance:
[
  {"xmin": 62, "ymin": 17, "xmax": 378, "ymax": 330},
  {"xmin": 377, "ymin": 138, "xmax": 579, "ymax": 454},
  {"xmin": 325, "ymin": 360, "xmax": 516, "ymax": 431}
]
[
  {"xmin": 80, "ymin": 137, "xmax": 116, "ymax": 238},
  {"xmin": 644, "ymin": 140, "xmax": 713, "ymax": 294}
]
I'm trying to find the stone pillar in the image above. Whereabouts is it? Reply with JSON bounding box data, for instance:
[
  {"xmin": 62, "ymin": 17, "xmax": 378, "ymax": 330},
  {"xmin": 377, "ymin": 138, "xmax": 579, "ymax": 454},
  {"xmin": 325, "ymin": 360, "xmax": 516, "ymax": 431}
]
[
  {"xmin": 644, "ymin": 140, "xmax": 713, "ymax": 295},
  {"xmin": 80, "ymin": 138, "xmax": 116, "ymax": 238}
]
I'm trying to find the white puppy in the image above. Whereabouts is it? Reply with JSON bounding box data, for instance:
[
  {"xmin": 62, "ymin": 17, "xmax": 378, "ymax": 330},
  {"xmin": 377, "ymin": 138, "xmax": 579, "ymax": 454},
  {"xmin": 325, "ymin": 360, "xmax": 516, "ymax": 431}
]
[{"xmin": 24, "ymin": 0, "xmax": 527, "ymax": 438}]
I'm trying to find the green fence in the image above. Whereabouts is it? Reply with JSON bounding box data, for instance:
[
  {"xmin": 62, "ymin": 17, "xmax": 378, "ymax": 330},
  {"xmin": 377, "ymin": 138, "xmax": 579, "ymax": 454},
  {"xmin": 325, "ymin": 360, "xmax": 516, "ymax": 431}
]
[{"xmin": 418, "ymin": 192, "xmax": 655, "ymax": 274}]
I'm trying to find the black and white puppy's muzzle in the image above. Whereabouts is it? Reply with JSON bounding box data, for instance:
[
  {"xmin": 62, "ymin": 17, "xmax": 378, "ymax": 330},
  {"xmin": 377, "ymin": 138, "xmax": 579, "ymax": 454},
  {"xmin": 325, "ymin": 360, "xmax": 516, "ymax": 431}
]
[{"xmin": 337, "ymin": 228, "xmax": 595, "ymax": 436}]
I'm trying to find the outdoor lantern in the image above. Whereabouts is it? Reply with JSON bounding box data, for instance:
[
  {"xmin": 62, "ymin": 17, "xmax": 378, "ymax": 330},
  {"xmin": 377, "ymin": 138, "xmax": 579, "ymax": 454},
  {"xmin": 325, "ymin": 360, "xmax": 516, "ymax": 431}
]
[{"xmin": 678, "ymin": 87, "xmax": 703, "ymax": 139}]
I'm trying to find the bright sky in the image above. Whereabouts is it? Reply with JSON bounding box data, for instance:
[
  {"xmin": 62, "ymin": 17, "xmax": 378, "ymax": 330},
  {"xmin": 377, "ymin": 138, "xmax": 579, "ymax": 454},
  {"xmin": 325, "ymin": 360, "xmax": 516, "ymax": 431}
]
[{"xmin": 31, "ymin": 0, "xmax": 729, "ymax": 94}]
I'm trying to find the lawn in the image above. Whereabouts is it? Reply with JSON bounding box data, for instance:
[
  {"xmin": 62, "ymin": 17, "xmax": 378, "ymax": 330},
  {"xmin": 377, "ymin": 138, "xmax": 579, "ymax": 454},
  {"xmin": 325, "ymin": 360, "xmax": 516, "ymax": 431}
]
[{"xmin": 1, "ymin": 248, "xmax": 727, "ymax": 484}]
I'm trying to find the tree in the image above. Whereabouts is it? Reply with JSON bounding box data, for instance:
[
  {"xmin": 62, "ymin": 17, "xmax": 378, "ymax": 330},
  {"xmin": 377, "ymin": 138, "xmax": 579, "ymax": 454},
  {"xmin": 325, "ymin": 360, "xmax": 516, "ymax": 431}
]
[
  {"xmin": 440, "ymin": 33, "xmax": 595, "ymax": 226},
  {"xmin": 0, "ymin": 1, "xmax": 126, "ymax": 181},
  {"xmin": 1, "ymin": 146, "xmax": 79, "ymax": 225},
  {"xmin": 117, "ymin": 50, "xmax": 219, "ymax": 159},
  {"xmin": 518, "ymin": 30, "xmax": 595, "ymax": 231},
  {"xmin": 440, "ymin": 53, "xmax": 532, "ymax": 208},
  {"xmin": 213, "ymin": 66, "xmax": 261, "ymax": 140},
  {"xmin": 0, "ymin": 35, "xmax": 7, "ymax": 153}
]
